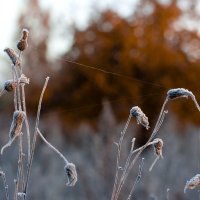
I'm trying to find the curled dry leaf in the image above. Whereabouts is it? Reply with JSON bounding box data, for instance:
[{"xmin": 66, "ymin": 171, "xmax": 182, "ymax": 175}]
[{"xmin": 153, "ymin": 138, "xmax": 164, "ymax": 158}]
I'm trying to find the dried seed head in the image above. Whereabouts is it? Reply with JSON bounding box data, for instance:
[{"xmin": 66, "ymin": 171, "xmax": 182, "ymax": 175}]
[
  {"xmin": 9, "ymin": 110, "xmax": 26, "ymax": 139},
  {"xmin": 153, "ymin": 138, "xmax": 163, "ymax": 157},
  {"xmin": 1, "ymin": 111, "xmax": 26, "ymax": 155},
  {"xmin": 167, "ymin": 88, "xmax": 193, "ymax": 100},
  {"xmin": 17, "ymin": 28, "xmax": 29, "ymax": 51},
  {"xmin": 4, "ymin": 80, "xmax": 17, "ymax": 92},
  {"xmin": 64, "ymin": 163, "xmax": 78, "ymax": 186},
  {"xmin": 130, "ymin": 106, "xmax": 150, "ymax": 130},
  {"xmin": 184, "ymin": 174, "xmax": 200, "ymax": 193},
  {"xmin": 19, "ymin": 74, "xmax": 30, "ymax": 85},
  {"xmin": 4, "ymin": 48, "xmax": 21, "ymax": 66},
  {"xmin": 167, "ymin": 88, "xmax": 200, "ymax": 112}
]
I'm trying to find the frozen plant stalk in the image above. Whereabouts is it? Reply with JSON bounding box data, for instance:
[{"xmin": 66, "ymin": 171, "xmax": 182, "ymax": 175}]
[{"xmin": 36, "ymin": 129, "xmax": 77, "ymax": 187}]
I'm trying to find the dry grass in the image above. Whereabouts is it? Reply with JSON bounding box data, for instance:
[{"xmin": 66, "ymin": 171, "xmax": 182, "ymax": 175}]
[{"xmin": 0, "ymin": 29, "xmax": 77, "ymax": 200}]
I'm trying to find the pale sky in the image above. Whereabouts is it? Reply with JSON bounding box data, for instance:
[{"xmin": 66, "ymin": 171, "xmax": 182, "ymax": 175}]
[{"xmin": 0, "ymin": 0, "xmax": 199, "ymax": 80}]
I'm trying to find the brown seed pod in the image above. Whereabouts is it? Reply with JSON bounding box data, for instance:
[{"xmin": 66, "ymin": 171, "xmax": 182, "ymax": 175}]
[
  {"xmin": 9, "ymin": 110, "xmax": 26, "ymax": 139},
  {"xmin": 4, "ymin": 80, "xmax": 17, "ymax": 92},
  {"xmin": 4, "ymin": 48, "xmax": 21, "ymax": 66},
  {"xmin": 17, "ymin": 29, "xmax": 29, "ymax": 51},
  {"xmin": 153, "ymin": 138, "xmax": 163, "ymax": 157}
]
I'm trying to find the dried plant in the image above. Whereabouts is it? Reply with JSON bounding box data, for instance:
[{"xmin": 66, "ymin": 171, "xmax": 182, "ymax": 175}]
[
  {"xmin": 1, "ymin": 29, "xmax": 200, "ymax": 200},
  {"xmin": 184, "ymin": 174, "xmax": 200, "ymax": 193},
  {"xmin": 0, "ymin": 29, "xmax": 77, "ymax": 200},
  {"xmin": 111, "ymin": 88, "xmax": 200, "ymax": 200}
]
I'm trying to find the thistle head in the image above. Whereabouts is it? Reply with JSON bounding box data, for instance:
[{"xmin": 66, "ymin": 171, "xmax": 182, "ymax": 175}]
[
  {"xmin": 64, "ymin": 163, "xmax": 78, "ymax": 186},
  {"xmin": 130, "ymin": 106, "xmax": 150, "ymax": 130},
  {"xmin": 4, "ymin": 48, "xmax": 21, "ymax": 66},
  {"xmin": 184, "ymin": 174, "xmax": 200, "ymax": 193}
]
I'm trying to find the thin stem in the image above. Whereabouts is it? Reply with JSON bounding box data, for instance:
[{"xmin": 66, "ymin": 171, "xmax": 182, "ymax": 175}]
[
  {"xmin": 127, "ymin": 158, "xmax": 144, "ymax": 200},
  {"xmin": 1, "ymin": 135, "xmax": 18, "ymax": 155},
  {"xmin": 37, "ymin": 129, "xmax": 69, "ymax": 164},
  {"xmin": 131, "ymin": 140, "xmax": 158, "ymax": 154},
  {"xmin": 111, "ymin": 113, "xmax": 132, "ymax": 200},
  {"xmin": 166, "ymin": 188, "xmax": 170, "ymax": 200},
  {"xmin": 12, "ymin": 66, "xmax": 17, "ymax": 111},
  {"xmin": 21, "ymin": 84, "xmax": 31, "ymax": 161},
  {"xmin": 114, "ymin": 140, "xmax": 158, "ymax": 199},
  {"xmin": 14, "ymin": 134, "xmax": 24, "ymax": 200},
  {"xmin": 191, "ymin": 94, "xmax": 200, "ymax": 112},
  {"xmin": 122, "ymin": 138, "xmax": 136, "ymax": 177},
  {"xmin": 0, "ymin": 169, "xmax": 9, "ymax": 200},
  {"xmin": 23, "ymin": 77, "xmax": 49, "ymax": 199},
  {"xmin": 13, "ymin": 66, "xmax": 22, "ymax": 111},
  {"xmin": 149, "ymin": 156, "xmax": 160, "ymax": 172}
]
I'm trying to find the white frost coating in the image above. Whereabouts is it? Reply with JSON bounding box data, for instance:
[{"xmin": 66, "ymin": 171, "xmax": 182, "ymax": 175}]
[
  {"xmin": 167, "ymin": 88, "xmax": 200, "ymax": 111},
  {"xmin": 130, "ymin": 106, "xmax": 150, "ymax": 130},
  {"xmin": 184, "ymin": 174, "xmax": 200, "ymax": 193}
]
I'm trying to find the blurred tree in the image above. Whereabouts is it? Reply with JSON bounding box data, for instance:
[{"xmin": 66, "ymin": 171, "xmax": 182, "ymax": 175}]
[{"xmin": 18, "ymin": 0, "xmax": 200, "ymax": 128}]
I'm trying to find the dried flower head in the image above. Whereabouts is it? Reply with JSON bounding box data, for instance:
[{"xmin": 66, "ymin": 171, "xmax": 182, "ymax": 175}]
[
  {"xmin": 130, "ymin": 106, "xmax": 150, "ymax": 130},
  {"xmin": 9, "ymin": 110, "xmax": 26, "ymax": 139},
  {"xmin": 4, "ymin": 80, "xmax": 17, "ymax": 92},
  {"xmin": 184, "ymin": 174, "xmax": 200, "ymax": 193},
  {"xmin": 153, "ymin": 138, "xmax": 163, "ymax": 158},
  {"xmin": 1, "ymin": 111, "xmax": 26, "ymax": 154},
  {"xmin": 64, "ymin": 163, "xmax": 78, "ymax": 186},
  {"xmin": 17, "ymin": 28, "xmax": 29, "ymax": 51},
  {"xmin": 19, "ymin": 74, "xmax": 30, "ymax": 85},
  {"xmin": 4, "ymin": 48, "xmax": 21, "ymax": 66},
  {"xmin": 167, "ymin": 88, "xmax": 200, "ymax": 112},
  {"xmin": 167, "ymin": 88, "xmax": 193, "ymax": 100}
]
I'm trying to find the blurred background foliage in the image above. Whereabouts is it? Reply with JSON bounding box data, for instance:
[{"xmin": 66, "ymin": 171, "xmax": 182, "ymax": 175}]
[{"xmin": 13, "ymin": 0, "xmax": 200, "ymax": 128}]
